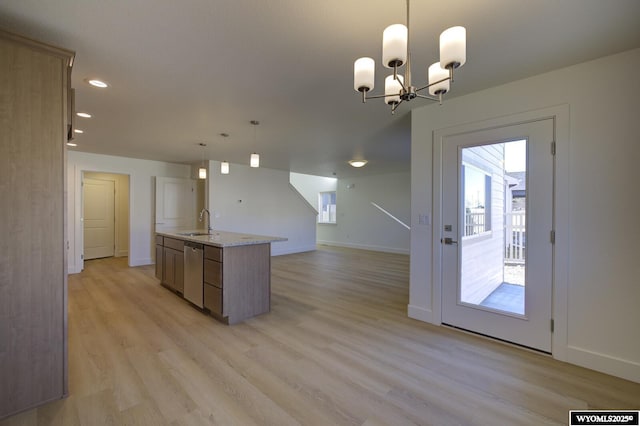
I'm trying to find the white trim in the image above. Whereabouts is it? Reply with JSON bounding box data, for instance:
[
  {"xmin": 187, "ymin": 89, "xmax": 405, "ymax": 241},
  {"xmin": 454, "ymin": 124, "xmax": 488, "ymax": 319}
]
[
  {"xmin": 408, "ymin": 304, "xmax": 436, "ymax": 324},
  {"xmin": 271, "ymin": 244, "xmax": 317, "ymax": 256},
  {"xmin": 432, "ymin": 105, "xmax": 570, "ymax": 360},
  {"xmin": 130, "ymin": 257, "xmax": 153, "ymax": 267},
  {"xmin": 566, "ymin": 346, "xmax": 640, "ymax": 383},
  {"xmin": 317, "ymin": 240, "xmax": 410, "ymax": 255}
]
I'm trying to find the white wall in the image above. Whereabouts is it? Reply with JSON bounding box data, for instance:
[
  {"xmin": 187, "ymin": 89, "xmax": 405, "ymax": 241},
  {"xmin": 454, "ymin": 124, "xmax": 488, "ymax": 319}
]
[
  {"xmin": 68, "ymin": 151, "xmax": 191, "ymax": 273},
  {"xmin": 327, "ymin": 172, "xmax": 411, "ymax": 254},
  {"xmin": 410, "ymin": 48, "xmax": 640, "ymax": 382},
  {"xmin": 208, "ymin": 161, "xmax": 317, "ymax": 256}
]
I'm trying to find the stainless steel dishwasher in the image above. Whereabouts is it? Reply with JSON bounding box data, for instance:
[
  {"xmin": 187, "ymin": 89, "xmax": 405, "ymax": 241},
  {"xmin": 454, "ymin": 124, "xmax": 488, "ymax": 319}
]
[{"xmin": 183, "ymin": 241, "xmax": 204, "ymax": 308}]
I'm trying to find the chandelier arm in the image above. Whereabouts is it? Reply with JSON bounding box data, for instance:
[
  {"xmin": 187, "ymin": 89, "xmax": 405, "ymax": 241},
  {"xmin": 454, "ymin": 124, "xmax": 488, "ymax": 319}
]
[
  {"xmin": 391, "ymin": 99, "xmax": 404, "ymax": 114},
  {"xmin": 415, "ymin": 94, "xmax": 441, "ymax": 102},
  {"xmin": 362, "ymin": 93, "xmax": 396, "ymax": 100},
  {"xmin": 415, "ymin": 76, "xmax": 452, "ymax": 93}
]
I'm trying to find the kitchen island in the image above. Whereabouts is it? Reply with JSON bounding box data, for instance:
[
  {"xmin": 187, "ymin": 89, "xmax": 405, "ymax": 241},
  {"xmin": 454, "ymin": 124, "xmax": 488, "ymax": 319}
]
[{"xmin": 155, "ymin": 230, "xmax": 286, "ymax": 324}]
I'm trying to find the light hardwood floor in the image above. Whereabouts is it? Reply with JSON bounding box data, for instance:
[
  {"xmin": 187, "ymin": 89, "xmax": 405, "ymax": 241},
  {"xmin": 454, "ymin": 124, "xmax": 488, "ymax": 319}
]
[{"xmin": 2, "ymin": 246, "xmax": 639, "ymax": 425}]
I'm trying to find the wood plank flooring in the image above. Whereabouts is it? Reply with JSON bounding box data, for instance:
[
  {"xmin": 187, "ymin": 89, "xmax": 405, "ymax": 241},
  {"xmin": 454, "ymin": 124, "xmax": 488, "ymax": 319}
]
[{"xmin": 2, "ymin": 246, "xmax": 639, "ymax": 425}]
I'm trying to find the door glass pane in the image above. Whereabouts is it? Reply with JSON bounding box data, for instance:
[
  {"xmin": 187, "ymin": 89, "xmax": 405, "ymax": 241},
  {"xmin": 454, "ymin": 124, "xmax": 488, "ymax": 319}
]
[{"xmin": 459, "ymin": 140, "xmax": 526, "ymax": 315}]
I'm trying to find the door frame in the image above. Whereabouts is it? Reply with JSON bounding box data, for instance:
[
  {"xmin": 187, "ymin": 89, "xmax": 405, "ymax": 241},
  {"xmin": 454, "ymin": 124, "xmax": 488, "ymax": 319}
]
[
  {"xmin": 79, "ymin": 170, "xmax": 131, "ymax": 271},
  {"xmin": 432, "ymin": 105, "xmax": 569, "ymax": 360}
]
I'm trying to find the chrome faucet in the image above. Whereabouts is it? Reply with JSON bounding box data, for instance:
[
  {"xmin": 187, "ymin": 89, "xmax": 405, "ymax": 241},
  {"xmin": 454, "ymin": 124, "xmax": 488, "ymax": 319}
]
[{"xmin": 199, "ymin": 208, "xmax": 212, "ymax": 233}]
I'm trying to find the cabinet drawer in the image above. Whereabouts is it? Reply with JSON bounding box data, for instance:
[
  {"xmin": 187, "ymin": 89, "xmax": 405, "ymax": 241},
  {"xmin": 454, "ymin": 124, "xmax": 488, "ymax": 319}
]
[
  {"xmin": 204, "ymin": 245, "xmax": 222, "ymax": 262},
  {"xmin": 204, "ymin": 259, "xmax": 222, "ymax": 288},
  {"xmin": 155, "ymin": 235, "xmax": 164, "ymax": 245},
  {"xmin": 204, "ymin": 283, "xmax": 222, "ymax": 316},
  {"xmin": 164, "ymin": 237, "xmax": 184, "ymax": 251}
]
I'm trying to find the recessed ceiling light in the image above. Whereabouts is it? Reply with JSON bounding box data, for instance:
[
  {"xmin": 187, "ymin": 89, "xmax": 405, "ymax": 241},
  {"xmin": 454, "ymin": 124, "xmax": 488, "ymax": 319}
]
[
  {"xmin": 76, "ymin": 112, "xmax": 92, "ymax": 118},
  {"xmin": 348, "ymin": 160, "xmax": 368, "ymax": 168},
  {"xmin": 87, "ymin": 79, "xmax": 108, "ymax": 88},
  {"xmin": 66, "ymin": 142, "xmax": 77, "ymax": 147},
  {"xmin": 74, "ymin": 129, "xmax": 84, "ymax": 134}
]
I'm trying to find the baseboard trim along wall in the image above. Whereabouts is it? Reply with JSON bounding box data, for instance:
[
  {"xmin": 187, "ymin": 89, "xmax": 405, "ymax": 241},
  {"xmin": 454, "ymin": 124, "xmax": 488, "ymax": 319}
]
[
  {"xmin": 317, "ymin": 241, "xmax": 410, "ymax": 255},
  {"xmin": 566, "ymin": 346, "xmax": 640, "ymax": 383}
]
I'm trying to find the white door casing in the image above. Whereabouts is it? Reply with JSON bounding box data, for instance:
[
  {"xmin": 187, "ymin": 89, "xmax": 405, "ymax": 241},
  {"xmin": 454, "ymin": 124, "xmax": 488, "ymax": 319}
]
[
  {"xmin": 83, "ymin": 178, "xmax": 115, "ymax": 260},
  {"xmin": 440, "ymin": 118, "xmax": 555, "ymax": 352}
]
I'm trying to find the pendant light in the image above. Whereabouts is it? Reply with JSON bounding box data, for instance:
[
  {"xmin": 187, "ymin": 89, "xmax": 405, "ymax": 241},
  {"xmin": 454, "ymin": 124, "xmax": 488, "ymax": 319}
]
[
  {"xmin": 221, "ymin": 161, "xmax": 230, "ymax": 174},
  {"xmin": 198, "ymin": 142, "xmax": 207, "ymax": 179},
  {"xmin": 250, "ymin": 120, "xmax": 260, "ymax": 168}
]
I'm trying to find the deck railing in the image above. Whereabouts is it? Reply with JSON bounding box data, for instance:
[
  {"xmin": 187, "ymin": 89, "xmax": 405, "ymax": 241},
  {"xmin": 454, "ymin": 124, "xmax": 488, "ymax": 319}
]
[{"xmin": 505, "ymin": 211, "xmax": 526, "ymax": 263}]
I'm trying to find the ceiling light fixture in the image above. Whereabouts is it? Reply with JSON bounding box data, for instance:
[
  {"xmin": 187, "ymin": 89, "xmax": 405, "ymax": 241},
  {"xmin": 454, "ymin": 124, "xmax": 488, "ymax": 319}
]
[
  {"xmin": 250, "ymin": 120, "xmax": 260, "ymax": 168},
  {"xmin": 349, "ymin": 160, "xmax": 368, "ymax": 168},
  {"xmin": 250, "ymin": 153, "xmax": 260, "ymax": 168},
  {"xmin": 198, "ymin": 142, "xmax": 207, "ymax": 179},
  {"xmin": 353, "ymin": 0, "xmax": 466, "ymax": 114},
  {"xmin": 76, "ymin": 112, "xmax": 92, "ymax": 118},
  {"xmin": 221, "ymin": 161, "xmax": 230, "ymax": 175},
  {"xmin": 87, "ymin": 79, "xmax": 109, "ymax": 88}
]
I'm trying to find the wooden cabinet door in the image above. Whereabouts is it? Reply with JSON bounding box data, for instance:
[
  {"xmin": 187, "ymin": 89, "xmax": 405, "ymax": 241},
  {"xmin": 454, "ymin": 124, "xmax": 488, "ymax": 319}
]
[
  {"xmin": 155, "ymin": 245, "xmax": 163, "ymax": 280},
  {"xmin": 174, "ymin": 249, "xmax": 184, "ymax": 293},
  {"xmin": 164, "ymin": 247, "xmax": 176, "ymax": 289}
]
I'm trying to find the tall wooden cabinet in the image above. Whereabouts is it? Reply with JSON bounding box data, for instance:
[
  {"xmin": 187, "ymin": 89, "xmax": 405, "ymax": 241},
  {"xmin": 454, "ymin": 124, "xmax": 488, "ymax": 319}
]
[{"xmin": 0, "ymin": 30, "xmax": 74, "ymax": 419}]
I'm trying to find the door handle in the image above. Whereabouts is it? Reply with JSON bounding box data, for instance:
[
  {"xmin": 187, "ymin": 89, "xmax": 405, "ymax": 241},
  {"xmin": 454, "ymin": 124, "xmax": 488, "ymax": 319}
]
[{"xmin": 441, "ymin": 237, "xmax": 458, "ymax": 245}]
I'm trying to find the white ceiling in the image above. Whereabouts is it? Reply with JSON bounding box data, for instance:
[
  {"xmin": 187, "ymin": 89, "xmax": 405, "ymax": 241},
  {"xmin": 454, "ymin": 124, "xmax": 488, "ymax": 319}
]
[{"xmin": 1, "ymin": 0, "xmax": 639, "ymax": 177}]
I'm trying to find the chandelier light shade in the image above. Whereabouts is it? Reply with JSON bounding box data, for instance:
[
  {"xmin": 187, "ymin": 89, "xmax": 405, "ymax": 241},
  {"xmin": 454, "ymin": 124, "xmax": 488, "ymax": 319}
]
[
  {"xmin": 382, "ymin": 24, "xmax": 408, "ymax": 68},
  {"xmin": 221, "ymin": 161, "xmax": 229, "ymax": 174},
  {"xmin": 354, "ymin": 57, "xmax": 375, "ymax": 92},
  {"xmin": 353, "ymin": 0, "xmax": 467, "ymax": 114},
  {"xmin": 440, "ymin": 26, "xmax": 466, "ymax": 69},
  {"xmin": 428, "ymin": 62, "xmax": 450, "ymax": 96},
  {"xmin": 385, "ymin": 75, "xmax": 404, "ymax": 105},
  {"xmin": 250, "ymin": 153, "xmax": 260, "ymax": 168}
]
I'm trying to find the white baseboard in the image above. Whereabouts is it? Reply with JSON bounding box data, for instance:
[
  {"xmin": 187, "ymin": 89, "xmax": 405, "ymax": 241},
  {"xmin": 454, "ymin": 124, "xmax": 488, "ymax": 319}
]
[
  {"xmin": 130, "ymin": 257, "xmax": 153, "ymax": 267},
  {"xmin": 116, "ymin": 250, "xmax": 128, "ymax": 257},
  {"xmin": 566, "ymin": 345, "xmax": 640, "ymax": 383},
  {"xmin": 317, "ymin": 240, "xmax": 410, "ymax": 255},
  {"xmin": 408, "ymin": 304, "xmax": 437, "ymax": 324},
  {"xmin": 271, "ymin": 244, "xmax": 317, "ymax": 256}
]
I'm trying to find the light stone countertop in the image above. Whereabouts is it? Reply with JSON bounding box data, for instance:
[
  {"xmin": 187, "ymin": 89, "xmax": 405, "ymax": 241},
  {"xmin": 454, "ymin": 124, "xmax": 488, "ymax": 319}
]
[{"xmin": 157, "ymin": 229, "xmax": 287, "ymax": 248}]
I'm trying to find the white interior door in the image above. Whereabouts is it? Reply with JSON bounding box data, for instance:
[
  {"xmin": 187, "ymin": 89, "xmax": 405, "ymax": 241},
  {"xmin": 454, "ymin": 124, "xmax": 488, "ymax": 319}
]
[
  {"xmin": 84, "ymin": 178, "xmax": 115, "ymax": 260},
  {"xmin": 155, "ymin": 177, "xmax": 196, "ymax": 231},
  {"xmin": 441, "ymin": 119, "xmax": 554, "ymax": 352}
]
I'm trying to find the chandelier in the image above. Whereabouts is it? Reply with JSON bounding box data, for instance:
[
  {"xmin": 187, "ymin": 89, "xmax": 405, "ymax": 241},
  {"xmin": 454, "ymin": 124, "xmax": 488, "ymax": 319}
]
[{"xmin": 353, "ymin": 0, "xmax": 466, "ymax": 114}]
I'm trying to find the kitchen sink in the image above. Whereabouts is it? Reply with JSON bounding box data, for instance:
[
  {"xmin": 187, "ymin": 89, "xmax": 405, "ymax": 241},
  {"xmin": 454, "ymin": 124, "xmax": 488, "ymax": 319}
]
[{"xmin": 177, "ymin": 232, "xmax": 211, "ymax": 237}]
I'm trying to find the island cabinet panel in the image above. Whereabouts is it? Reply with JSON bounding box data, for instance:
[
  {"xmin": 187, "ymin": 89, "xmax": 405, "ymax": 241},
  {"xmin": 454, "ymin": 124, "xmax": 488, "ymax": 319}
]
[
  {"xmin": 223, "ymin": 243, "xmax": 271, "ymax": 324},
  {"xmin": 0, "ymin": 30, "xmax": 74, "ymax": 420}
]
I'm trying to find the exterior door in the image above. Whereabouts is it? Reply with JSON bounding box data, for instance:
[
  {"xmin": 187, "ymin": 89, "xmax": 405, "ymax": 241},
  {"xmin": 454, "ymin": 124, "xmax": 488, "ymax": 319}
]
[
  {"xmin": 84, "ymin": 177, "xmax": 115, "ymax": 260},
  {"xmin": 441, "ymin": 119, "xmax": 554, "ymax": 352}
]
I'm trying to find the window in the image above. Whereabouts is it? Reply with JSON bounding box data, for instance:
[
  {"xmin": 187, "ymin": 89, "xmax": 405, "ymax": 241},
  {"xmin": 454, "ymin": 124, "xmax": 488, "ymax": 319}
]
[
  {"xmin": 318, "ymin": 191, "xmax": 336, "ymax": 223},
  {"xmin": 462, "ymin": 164, "xmax": 491, "ymax": 236}
]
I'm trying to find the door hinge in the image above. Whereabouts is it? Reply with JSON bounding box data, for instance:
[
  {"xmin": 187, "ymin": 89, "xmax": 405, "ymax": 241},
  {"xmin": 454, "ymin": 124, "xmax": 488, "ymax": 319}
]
[
  {"xmin": 551, "ymin": 141, "xmax": 556, "ymax": 155},
  {"xmin": 550, "ymin": 319, "xmax": 555, "ymax": 333},
  {"xmin": 550, "ymin": 230, "xmax": 556, "ymax": 244},
  {"xmin": 81, "ymin": 254, "xmax": 84, "ymax": 260}
]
